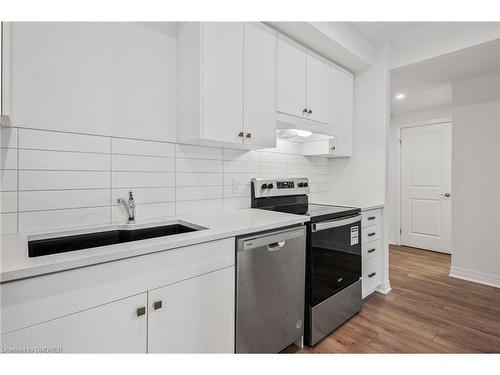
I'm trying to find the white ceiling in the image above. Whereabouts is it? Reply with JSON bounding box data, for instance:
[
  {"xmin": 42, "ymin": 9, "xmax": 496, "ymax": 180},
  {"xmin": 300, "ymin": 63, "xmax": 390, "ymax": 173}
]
[
  {"xmin": 390, "ymin": 38, "xmax": 500, "ymax": 114},
  {"xmin": 350, "ymin": 22, "xmax": 424, "ymax": 43}
]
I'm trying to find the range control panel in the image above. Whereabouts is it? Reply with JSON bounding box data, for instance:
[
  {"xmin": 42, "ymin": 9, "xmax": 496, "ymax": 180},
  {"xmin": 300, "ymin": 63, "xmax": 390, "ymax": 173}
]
[{"xmin": 251, "ymin": 177, "xmax": 309, "ymax": 198}]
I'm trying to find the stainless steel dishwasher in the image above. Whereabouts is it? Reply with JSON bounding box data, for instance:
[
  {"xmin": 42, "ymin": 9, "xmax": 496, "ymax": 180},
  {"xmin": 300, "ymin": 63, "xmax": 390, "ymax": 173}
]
[{"xmin": 235, "ymin": 225, "xmax": 306, "ymax": 353}]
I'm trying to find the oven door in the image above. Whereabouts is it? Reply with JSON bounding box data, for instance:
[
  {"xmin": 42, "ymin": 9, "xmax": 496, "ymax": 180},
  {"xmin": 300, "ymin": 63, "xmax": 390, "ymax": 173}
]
[{"xmin": 309, "ymin": 214, "xmax": 362, "ymax": 306}]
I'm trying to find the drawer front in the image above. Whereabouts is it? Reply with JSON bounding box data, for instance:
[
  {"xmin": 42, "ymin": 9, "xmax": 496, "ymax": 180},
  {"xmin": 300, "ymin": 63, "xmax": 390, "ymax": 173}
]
[
  {"xmin": 362, "ymin": 209, "xmax": 381, "ymax": 227},
  {"xmin": 362, "ymin": 239, "xmax": 380, "ymax": 261},
  {"xmin": 1, "ymin": 238, "xmax": 235, "ymax": 335},
  {"xmin": 362, "ymin": 224, "xmax": 380, "ymax": 244},
  {"xmin": 362, "ymin": 255, "xmax": 381, "ymax": 297}
]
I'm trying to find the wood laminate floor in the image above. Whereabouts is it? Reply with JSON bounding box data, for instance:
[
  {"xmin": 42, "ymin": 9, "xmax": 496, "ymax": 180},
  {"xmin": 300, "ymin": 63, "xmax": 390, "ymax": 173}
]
[{"xmin": 284, "ymin": 245, "xmax": 500, "ymax": 353}]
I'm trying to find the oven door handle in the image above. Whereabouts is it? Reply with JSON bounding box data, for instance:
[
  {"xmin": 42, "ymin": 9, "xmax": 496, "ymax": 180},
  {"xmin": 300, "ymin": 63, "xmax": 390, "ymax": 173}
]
[{"xmin": 312, "ymin": 214, "xmax": 362, "ymax": 232}]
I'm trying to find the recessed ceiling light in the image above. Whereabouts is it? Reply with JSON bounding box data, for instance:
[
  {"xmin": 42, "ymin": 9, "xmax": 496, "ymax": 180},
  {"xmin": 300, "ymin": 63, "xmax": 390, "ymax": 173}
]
[{"xmin": 395, "ymin": 93, "xmax": 406, "ymax": 100}]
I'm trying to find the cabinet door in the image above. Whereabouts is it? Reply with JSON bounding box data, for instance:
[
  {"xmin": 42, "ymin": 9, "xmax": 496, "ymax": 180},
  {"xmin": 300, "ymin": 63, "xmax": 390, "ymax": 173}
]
[
  {"xmin": 330, "ymin": 63, "xmax": 353, "ymax": 155},
  {"xmin": 277, "ymin": 35, "xmax": 307, "ymax": 118},
  {"xmin": 147, "ymin": 267, "xmax": 235, "ymax": 353},
  {"xmin": 202, "ymin": 23, "xmax": 244, "ymax": 144},
  {"xmin": 243, "ymin": 23, "xmax": 277, "ymax": 149},
  {"xmin": 306, "ymin": 51, "xmax": 331, "ymax": 125},
  {"xmin": 0, "ymin": 293, "xmax": 147, "ymax": 353}
]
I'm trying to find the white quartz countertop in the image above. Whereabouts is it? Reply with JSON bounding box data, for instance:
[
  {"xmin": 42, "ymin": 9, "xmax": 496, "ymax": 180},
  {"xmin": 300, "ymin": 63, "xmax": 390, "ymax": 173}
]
[
  {"xmin": 0, "ymin": 209, "xmax": 309, "ymax": 283},
  {"xmin": 311, "ymin": 201, "xmax": 384, "ymax": 212}
]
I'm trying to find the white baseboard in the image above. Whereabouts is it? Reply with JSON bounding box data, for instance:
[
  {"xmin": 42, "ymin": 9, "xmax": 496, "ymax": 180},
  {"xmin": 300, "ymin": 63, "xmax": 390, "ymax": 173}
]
[
  {"xmin": 375, "ymin": 280, "xmax": 392, "ymax": 295},
  {"xmin": 449, "ymin": 267, "xmax": 500, "ymax": 289}
]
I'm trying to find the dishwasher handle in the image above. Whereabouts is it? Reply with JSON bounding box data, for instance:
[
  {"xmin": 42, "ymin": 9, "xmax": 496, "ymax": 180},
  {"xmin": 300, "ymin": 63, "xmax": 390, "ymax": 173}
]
[
  {"xmin": 267, "ymin": 240, "xmax": 286, "ymax": 251},
  {"xmin": 240, "ymin": 227, "xmax": 305, "ymax": 251}
]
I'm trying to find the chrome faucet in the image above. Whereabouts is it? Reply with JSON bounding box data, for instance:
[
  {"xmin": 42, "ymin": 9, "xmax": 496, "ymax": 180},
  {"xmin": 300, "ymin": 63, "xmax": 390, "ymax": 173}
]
[{"xmin": 117, "ymin": 191, "xmax": 136, "ymax": 224}]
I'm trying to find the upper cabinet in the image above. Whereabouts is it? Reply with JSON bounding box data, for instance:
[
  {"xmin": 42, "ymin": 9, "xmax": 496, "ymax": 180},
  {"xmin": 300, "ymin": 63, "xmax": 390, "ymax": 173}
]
[
  {"xmin": 329, "ymin": 64, "xmax": 354, "ymax": 157},
  {"xmin": 177, "ymin": 22, "xmax": 277, "ymax": 150},
  {"xmin": 277, "ymin": 35, "xmax": 332, "ymax": 132}
]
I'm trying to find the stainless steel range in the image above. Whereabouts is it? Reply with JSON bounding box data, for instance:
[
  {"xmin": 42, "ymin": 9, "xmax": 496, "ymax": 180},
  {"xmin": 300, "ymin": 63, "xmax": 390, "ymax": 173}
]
[{"xmin": 250, "ymin": 177, "xmax": 362, "ymax": 346}]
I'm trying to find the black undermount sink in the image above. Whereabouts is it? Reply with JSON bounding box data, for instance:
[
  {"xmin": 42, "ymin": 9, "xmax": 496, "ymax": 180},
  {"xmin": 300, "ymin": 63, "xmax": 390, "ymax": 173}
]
[{"xmin": 28, "ymin": 223, "xmax": 204, "ymax": 258}]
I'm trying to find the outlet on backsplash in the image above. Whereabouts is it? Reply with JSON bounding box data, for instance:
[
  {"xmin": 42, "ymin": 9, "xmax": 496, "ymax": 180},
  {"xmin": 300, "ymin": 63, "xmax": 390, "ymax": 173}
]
[{"xmin": 232, "ymin": 178, "xmax": 244, "ymax": 194}]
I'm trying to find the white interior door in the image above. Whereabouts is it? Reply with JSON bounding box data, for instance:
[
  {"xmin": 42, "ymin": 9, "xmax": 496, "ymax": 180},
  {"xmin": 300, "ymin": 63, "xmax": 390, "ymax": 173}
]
[{"xmin": 401, "ymin": 123, "xmax": 452, "ymax": 253}]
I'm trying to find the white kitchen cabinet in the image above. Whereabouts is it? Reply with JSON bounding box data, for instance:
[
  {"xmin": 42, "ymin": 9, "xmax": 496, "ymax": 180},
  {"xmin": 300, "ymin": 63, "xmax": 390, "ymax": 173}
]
[
  {"xmin": 277, "ymin": 35, "xmax": 307, "ymax": 118},
  {"xmin": 177, "ymin": 22, "xmax": 277, "ymax": 150},
  {"xmin": 148, "ymin": 267, "xmax": 235, "ymax": 353},
  {"xmin": 0, "ymin": 293, "xmax": 148, "ymax": 353},
  {"xmin": 243, "ymin": 22, "xmax": 278, "ymax": 148},
  {"xmin": 277, "ymin": 34, "xmax": 331, "ymax": 132},
  {"xmin": 361, "ymin": 208, "xmax": 383, "ymax": 298},
  {"xmin": 329, "ymin": 64, "xmax": 354, "ymax": 157},
  {"xmin": 306, "ymin": 51, "xmax": 331, "ymax": 124}
]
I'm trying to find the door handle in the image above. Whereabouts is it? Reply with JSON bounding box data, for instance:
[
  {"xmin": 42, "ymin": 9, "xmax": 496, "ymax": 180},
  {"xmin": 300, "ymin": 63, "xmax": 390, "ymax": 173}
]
[
  {"xmin": 440, "ymin": 193, "xmax": 451, "ymax": 197},
  {"xmin": 267, "ymin": 240, "xmax": 285, "ymax": 251}
]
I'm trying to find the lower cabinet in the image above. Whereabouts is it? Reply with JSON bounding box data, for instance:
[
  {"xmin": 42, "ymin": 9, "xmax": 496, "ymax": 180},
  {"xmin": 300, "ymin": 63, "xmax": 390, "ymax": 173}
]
[
  {"xmin": 361, "ymin": 208, "xmax": 383, "ymax": 298},
  {"xmin": 0, "ymin": 293, "xmax": 148, "ymax": 353},
  {"xmin": 148, "ymin": 267, "xmax": 234, "ymax": 353}
]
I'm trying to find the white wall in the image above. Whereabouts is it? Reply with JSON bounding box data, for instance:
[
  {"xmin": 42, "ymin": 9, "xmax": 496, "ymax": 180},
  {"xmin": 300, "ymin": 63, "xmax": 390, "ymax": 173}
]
[
  {"xmin": 387, "ymin": 105, "xmax": 453, "ymax": 243},
  {"xmin": 450, "ymin": 73, "xmax": 500, "ymax": 287},
  {"xmin": 327, "ymin": 44, "xmax": 389, "ymax": 206}
]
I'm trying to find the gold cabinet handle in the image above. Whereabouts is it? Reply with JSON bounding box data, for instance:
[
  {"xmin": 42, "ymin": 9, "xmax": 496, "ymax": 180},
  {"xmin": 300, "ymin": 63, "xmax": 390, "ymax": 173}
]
[
  {"xmin": 238, "ymin": 132, "xmax": 244, "ymax": 138},
  {"xmin": 153, "ymin": 300, "xmax": 162, "ymax": 310},
  {"xmin": 245, "ymin": 133, "xmax": 252, "ymax": 139},
  {"xmin": 136, "ymin": 306, "xmax": 146, "ymax": 317}
]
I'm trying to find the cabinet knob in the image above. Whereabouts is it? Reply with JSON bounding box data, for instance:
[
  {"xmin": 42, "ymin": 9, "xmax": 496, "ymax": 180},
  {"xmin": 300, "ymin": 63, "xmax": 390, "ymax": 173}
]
[
  {"xmin": 238, "ymin": 132, "xmax": 244, "ymax": 138},
  {"xmin": 368, "ymin": 232, "xmax": 376, "ymax": 237},
  {"xmin": 153, "ymin": 300, "xmax": 163, "ymax": 310},
  {"xmin": 368, "ymin": 248, "xmax": 376, "ymax": 254},
  {"xmin": 245, "ymin": 133, "xmax": 252, "ymax": 139},
  {"xmin": 302, "ymin": 108, "xmax": 307, "ymax": 114},
  {"xmin": 308, "ymin": 109, "xmax": 312, "ymax": 114},
  {"xmin": 331, "ymin": 146, "xmax": 336, "ymax": 151},
  {"xmin": 136, "ymin": 306, "xmax": 146, "ymax": 317},
  {"xmin": 368, "ymin": 272, "xmax": 376, "ymax": 278},
  {"xmin": 368, "ymin": 216, "xmax": 376, "ymax": 220}
]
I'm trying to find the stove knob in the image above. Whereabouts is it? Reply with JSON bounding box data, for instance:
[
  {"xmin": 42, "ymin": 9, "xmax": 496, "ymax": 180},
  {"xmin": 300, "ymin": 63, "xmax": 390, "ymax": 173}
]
[
  {"xmin": 303, "ymin": 182, "xmax": 308, "ymax": 187},
  {"xmin": 267, "ymin": 183, "xmax": 274, "ymax": 189},
  {"xmin": 261, "ymin": 184, "xmax": 268, "ymax": 190},
  {"xmin": 297, "ymin": 182, "xmax": 304, "ymax": 188}
]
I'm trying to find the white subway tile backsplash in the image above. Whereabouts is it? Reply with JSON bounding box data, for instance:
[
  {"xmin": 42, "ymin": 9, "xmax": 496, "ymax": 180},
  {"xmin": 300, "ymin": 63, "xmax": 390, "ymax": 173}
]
[
  {"xmin": 175, "ymin": 199, "xmax": 224, "ymax": 215},
  {"xmin": 176, "ymin": 158, "xmax": 222, "ymax": 173},
  {"xmin": 112, "ymin": 172, "xmax": 175, "ymax": 188},
  {"xmin": 19, "ymin": 170, "xmax": 110, "ymax": 190},
  {"xmin": 223, "ymin": 173, "xmax": 253, "ymax": 186},
  {"xmin": 112, "ymin": 154, "xmax": 175, "ymax": 172},
  {"xmin": 1, "ymin": 212, "xmax": 17, "ymax": 234},
  {"xmin": 1, "ymin": 192, "xmax": 17, "ymax": 213},
  {"xmin": 176, "ymin": 144, "xmax": 222, "ymax": 160},
  {"xmin": 112, "ymin": 187, "xmax": 175, "ymax": 205},
  {"xmin": 19, "ymin": 207, "xmax": 111, "ymax": 232},
  {"xmin": 259, "ymin": 151, "xmax": 287, "ymax": 164},
  {"xmin": 112, "ymin": 138, "xmax": 175, "ymax": 158},
  {"xmin": 176, "ymin": 186, "xmax": 223, "ymax": 201},
  {"xmin": 0, "ymin": 127, "xmax": 18, "ymax": 149},
  {"xmin": 19, "ymin": 129, "xmax": 110, "ymax": 153},
  {"xmin": 112, "ymin": 202, "xmax": 175, "ymax": 223},
  {"xmin": 223, "ymin": 160, "xmax": 259, "ymax": 174},
  {"xmin": 19, "ymin": 149, "xmax": 110, "ymax": 171},
  {"xmin": 18, "ymin": 190, "xmax": 109, "ymax": 212},
  {"xmin": 224, "ymin": 197, "xmax": 251, "ymax": 210},
  {"xmin": 0, "ymin": 148, "xmax": 17, "ymax": 170},
  {"xmin": 222, "ymin": 149, "xmax": 259, "ymax": 162},
  {"xmin": 4, "ymin": 128, "xmax": 333, "ymax": 234},
  {"xmin": 1, "ymin": 170, "xmax": 17, "ymax": 191},
  {"xmin": 176, "ymin": 172, "xmax": 222, "ymax": 187}
]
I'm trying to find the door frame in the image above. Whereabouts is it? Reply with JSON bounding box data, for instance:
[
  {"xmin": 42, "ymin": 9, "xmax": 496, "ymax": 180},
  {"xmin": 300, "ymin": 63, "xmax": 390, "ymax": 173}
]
[{"xmin": 392, "ymin": 117, "xmax": 452, "ymax": 247}]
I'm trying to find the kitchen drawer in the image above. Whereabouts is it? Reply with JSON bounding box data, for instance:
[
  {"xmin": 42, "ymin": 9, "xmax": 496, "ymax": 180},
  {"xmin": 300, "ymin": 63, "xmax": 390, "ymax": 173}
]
[
  {"xmin": 362, "ymin": 255, "xmax": 381, "ymax": 297},
  {"xmin": 362, "ymin": 209, "xmax": 381, "ymax": 227},
  {"xmin": 362, "ymin": 224, "xmax": 380, "ymax": 244},
  {"xmin": 362, "ymin": 239, "xmax": 380, "ymax": 261}
]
